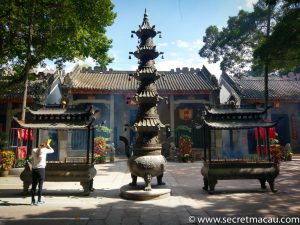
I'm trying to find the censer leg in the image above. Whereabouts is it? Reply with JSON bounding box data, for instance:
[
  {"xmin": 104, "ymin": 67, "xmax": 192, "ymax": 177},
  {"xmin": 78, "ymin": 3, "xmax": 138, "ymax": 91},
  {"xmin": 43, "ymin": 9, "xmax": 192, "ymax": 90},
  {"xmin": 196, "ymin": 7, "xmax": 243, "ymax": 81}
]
[
  {"xmin": 157, "ymin": 173, "xmax": 165, "ymax": 185},
  {"xmin": 129, "ymin": 174, "xmax": 137, "ymax": 186},
  {"xmin": 144, "ymin": 174, "xmax": 152, "ymax": 191}
]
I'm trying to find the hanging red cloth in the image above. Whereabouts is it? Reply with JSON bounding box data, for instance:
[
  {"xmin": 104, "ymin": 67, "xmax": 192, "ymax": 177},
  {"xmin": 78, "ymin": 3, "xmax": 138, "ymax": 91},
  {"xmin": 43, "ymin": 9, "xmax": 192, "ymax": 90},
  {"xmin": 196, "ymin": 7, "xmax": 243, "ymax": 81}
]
[
  {"xmin": 254, "ymin": 127, "xmax": 276, "ymax": 140},
  {"xmin": 17, "ymin": 146, "xmax": 27, "ymax": 159},
  {"xmin": 24, "ymin": 129, "xmax": 33, "ymax": 141},
  {"xmin": 269, "ymin": 127, "xmax": 276, "ymax": 139},
  {"xmin": 254, "ymin": 127, "xmax": 265, "ymax": 139},
  {"xmin": 256, "ymin": 145, "xmax": 268, "ymax": 157},
  {"xmin": 17, "ymin": 128, "xmax": 23, "ymax": 141},
  {"xmin": 24, "ymin": 129, "xmax": 28, "ymax": 140},
  {"xmin": 17, "ymin": 128, "xmax": 28, "ymax": 141}
]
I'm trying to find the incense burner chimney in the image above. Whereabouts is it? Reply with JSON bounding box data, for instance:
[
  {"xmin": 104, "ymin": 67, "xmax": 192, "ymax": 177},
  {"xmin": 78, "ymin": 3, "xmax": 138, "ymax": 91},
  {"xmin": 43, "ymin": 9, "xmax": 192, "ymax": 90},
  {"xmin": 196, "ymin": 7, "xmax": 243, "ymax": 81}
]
[{"xmin": 127, "ymin": 9, "xmax": 166, "ymax": 191}]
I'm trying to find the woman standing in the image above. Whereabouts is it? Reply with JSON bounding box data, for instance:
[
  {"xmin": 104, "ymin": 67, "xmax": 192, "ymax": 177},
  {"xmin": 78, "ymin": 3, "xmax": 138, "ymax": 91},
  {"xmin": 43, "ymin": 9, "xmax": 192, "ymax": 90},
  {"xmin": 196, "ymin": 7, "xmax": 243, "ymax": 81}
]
[{"xmin": 31, "ymin": 141, "xmax": 54, "ymax": 205}]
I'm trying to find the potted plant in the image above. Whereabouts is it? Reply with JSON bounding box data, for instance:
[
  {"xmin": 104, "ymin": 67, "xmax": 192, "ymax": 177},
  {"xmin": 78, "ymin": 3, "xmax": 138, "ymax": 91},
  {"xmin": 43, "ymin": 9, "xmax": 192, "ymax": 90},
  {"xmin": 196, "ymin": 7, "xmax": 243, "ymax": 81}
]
[
  {"xmin": 179, "ymin": 135, "xmax": 192, "ymax": 162},
  {"xmin": 182, "ymin": 154, "xmax": 189, "ymax": 162},
  {"xmin": 270, "ymin": 138, "xmax": 283, "ymax": 165},
  {"xmin": 175, "ymin": 125, "xmax": 192, "ymax": 162},
  {"xmin": 270, "ymin": 133, "xmax": 284, "ymax": 165},
  {"xmin": 283, "ymin": 143, "xmax": 293, "ymax": 161},
  {"xmin": 94, "ymin": 136, "xmax": 108, "ymax": 163},
  {"xmin": 286, "ymin": 151, "xmax": 293, "ymax": 161},
  {"xmin": 9, "ymin": 158, "xmax": 27, "ymax": 176},
  {"xmin": 0, "ymin": 150, "xmax": 15, "ymax": 176},
  {"xmin": 94, "ymin": 125, "xmax": 111, "ymax": 164}
]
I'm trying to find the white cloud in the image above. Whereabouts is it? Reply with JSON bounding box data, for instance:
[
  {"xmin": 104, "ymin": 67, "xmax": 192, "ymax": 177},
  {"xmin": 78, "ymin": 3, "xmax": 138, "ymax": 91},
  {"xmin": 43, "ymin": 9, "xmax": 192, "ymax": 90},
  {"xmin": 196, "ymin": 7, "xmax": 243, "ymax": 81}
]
[
  {"xmin": 92, "ymin": 37, "xmax": 220, "ymax": 78},
  {"xmin": 172, "ymin": 39, "xmax": 204, "ymax": 51},
  {"xmin": 155, "ymin": 56, "xmax": 222, "ymax": 78},
  {"xmin": 245, "ymin": 0, "xmax": 258, "ymax": 9},
  {"xmin": 157, "ymin": 42, "xmax": 169, "ymax": 48},
  {"xmin": 63, "ymin": 57, "xmax": 97, "ymax": 72},
  {"xmin": 152, "ymin": 38, "xmax": 220, "ymax": 77},
  {"xmin": 191, "ymin": 39, "xmax": 204, "ymax": 50},
  {"xmin": 130, "ymin": 65, "xmax": 137, "ymax": 71},
  {"xmin": 176, "ymin": 40, "xmax": 190, "ymax": 49},
  {"xmin": 168, "ymin": 52, "xmax": 178, "ymax": 57},
  {"xmin": 238, "ymin": 5, "xmax": 243, "ymax": 10},
  {"xmin": 202, "ymin": 61, "xmax": 222, "ymax": 78}
]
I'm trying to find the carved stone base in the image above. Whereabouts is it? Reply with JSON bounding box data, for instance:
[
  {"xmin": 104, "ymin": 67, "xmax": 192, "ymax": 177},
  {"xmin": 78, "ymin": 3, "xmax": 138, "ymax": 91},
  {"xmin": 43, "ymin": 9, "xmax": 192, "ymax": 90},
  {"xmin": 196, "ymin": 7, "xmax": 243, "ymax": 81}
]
[{"xmin": 120, "ymin": 184, "xmax": 171, "ymax": 201}]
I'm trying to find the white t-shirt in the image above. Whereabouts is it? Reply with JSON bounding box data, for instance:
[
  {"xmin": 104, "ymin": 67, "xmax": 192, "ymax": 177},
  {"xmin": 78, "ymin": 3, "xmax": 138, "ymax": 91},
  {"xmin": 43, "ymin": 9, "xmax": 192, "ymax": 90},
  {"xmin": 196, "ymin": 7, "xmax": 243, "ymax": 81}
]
[{"xmin": 32, "ymin": 146, "xmax": 54, "ymax": 169}]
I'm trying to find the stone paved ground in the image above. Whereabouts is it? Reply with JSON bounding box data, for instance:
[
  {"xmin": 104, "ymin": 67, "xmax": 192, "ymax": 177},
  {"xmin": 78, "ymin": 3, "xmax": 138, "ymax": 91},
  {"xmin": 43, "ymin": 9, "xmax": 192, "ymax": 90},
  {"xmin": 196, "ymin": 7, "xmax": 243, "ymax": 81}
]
[{"xmin": 0, "ymin": 158, "xmax": 299, "ymax": 225}]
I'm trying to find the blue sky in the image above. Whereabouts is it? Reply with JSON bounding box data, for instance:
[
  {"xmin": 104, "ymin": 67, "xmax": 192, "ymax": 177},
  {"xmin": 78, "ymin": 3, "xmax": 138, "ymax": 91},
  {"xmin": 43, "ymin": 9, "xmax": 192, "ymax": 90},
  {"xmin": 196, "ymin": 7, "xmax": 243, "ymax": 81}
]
[{"xmin": 47, "ymin": 0, "xmax": 258, "ymax": 78}]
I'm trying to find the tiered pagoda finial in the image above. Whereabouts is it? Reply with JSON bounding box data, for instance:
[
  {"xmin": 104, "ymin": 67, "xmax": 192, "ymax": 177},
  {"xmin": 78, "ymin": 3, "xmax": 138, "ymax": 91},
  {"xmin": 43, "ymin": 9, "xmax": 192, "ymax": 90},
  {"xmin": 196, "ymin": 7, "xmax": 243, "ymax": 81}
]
[{"xmin": 126, "ymin": 10, "xmax": 166, "ymax": 191}]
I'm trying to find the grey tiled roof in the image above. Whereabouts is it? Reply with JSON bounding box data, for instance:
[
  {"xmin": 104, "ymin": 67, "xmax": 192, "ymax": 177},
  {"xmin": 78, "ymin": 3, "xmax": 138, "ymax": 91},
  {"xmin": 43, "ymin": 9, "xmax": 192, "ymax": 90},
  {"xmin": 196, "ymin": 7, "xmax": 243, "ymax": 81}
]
[
  {"xmin": 69, "ymin": 68, "xmax": 219, "ymax": 93},
  {"xmin": 235, "ymin": 77, "xmax": 300, "ymax": 100},
  {"xmin": 13, "ymin": 117, "xmax": 87, "ymax": 130},
  {"xmin": 222, "ymin": 73, "xmax": 300, "ymax": 101}
]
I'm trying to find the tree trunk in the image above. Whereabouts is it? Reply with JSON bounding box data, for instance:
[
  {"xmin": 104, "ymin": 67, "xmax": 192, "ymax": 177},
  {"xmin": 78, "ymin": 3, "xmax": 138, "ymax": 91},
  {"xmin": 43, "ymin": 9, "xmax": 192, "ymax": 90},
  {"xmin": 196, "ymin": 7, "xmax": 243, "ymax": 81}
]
[{"xmin": 21, "ymin": 0, "xmax": 35, "ymax": 121}]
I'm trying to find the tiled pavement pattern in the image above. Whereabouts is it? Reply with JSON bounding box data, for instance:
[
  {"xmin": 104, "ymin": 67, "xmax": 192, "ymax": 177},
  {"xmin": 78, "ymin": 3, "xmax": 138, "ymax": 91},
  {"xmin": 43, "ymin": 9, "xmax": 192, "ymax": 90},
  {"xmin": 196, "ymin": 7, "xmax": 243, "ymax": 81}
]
[{"xmin": 0, "ymin": 158, "xmax": 299, "ymax": 225}]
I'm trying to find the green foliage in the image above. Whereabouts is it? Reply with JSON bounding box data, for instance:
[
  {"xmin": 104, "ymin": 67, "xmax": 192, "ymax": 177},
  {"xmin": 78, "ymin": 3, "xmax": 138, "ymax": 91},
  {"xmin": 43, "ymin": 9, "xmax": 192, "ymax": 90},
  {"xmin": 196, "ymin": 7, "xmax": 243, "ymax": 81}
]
[
  {"xmin": 199, "ymin": 1, "xmax": 268, "ymax": 76},
  {"xmin": 13, "ymin": 158, "xmax": 26, "ymax": 168},
  {"xmin": 0, "ymin": 132, "xmax": 8, "ymax": 150},
  {"xmin": 0, "ymin": 0, "xmax": 116, "ymax": 79},
  {"xmin": 175, "ymin": 125, "xmax": 191, "ymax": 133},
  {"xmin": 199, "ymin": 0, "xmax": 299, "ymax": 76},
  {"xmin": 0, "ymin": 150, "xmax": 15, "ymax": 171},
  {"xmin": 254, "ymin": 1, "xmax": 300, "ymax": 71},
  {"xmin": 97, "ymin": 125, "xmax": 112, "ymax": 134},
  {"xmin": 94, "ymin": 125, "xmax": 111, "ymax": 161}
]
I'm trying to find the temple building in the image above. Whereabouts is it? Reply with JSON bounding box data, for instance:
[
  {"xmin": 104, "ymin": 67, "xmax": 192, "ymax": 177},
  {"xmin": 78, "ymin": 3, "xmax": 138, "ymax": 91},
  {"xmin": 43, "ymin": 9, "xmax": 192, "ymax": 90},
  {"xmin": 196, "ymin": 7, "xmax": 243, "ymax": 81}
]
[
  {"xmin": 44, "ymin": 65, "xmax": 220, "ymax": 158},
  {"xmin": 0, "ymin": 70, "xmax": 59, "ymax": 142},
  {"xmin": 220, "ymin": 72, "xmax": 300, "ymax": 154}
]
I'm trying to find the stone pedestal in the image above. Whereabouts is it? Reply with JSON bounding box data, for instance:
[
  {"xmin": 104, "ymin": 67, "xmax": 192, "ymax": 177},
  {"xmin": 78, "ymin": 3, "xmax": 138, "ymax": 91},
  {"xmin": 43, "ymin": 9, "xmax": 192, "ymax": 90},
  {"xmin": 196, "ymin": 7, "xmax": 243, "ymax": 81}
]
[{"xmin": 120, "ymin": 184, "xmax": 171, "ymax": 201}]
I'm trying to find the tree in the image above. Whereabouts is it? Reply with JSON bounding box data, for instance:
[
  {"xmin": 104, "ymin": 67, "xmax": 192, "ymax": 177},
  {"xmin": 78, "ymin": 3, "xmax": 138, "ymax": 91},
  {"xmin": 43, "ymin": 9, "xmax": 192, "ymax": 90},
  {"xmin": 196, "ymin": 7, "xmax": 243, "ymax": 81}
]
[
  {"xmin": 199, "ymin": 0, "xmax": 299, "ymax": 77},
  {"xmin": 199, "ymin": 0, "xmax": 269, "ymax": 77},
  {"xmin": 0, "ymin": 0, "xmax": 116, "ymax": 119},
  {"xmin": 254, "ymin": 0, "xmax": 300, "ymax": 72}
]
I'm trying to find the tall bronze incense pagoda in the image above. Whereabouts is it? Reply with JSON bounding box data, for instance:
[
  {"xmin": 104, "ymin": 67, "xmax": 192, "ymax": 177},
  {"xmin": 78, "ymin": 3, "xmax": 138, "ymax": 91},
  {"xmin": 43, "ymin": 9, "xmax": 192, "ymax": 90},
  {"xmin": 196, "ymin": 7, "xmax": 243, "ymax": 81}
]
[{"xmin": 126, "ymin": 9, "xmax": 166, "ymax": 191}]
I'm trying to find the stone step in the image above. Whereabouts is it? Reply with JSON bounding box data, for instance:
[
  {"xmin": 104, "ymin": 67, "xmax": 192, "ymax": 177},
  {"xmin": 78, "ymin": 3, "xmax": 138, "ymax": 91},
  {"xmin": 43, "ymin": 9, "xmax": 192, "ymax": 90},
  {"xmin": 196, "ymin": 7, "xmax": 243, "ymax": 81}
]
[{"xmin": 292, "ymin": 154, "xmax": 300, "ymax": 160}]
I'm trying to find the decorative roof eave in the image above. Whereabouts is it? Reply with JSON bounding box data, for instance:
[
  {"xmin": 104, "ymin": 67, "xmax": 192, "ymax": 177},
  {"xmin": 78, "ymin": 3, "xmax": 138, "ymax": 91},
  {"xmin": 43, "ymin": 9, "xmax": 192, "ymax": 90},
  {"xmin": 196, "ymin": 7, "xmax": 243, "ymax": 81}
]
[
  {"xmin": 27, "ymin": 108, "xmax": 87, "ymax": 116},
  {"xmin": 134, "ymin": 49, "xmax": 159, "ymax": 59},
  {"xmin": 133, "ymin": 118, "xmax": 165, "ymax": 128},
  {"xmin": 13, "ymin": 117, "xmax": 88, "ymax": 130},
  {"xmin": 205, "ymin": 107, "xmax": 267, "ymax": 115},
  {"xmin": 203, "ymin": 119, "xmax": 279, "ymax": 130}
]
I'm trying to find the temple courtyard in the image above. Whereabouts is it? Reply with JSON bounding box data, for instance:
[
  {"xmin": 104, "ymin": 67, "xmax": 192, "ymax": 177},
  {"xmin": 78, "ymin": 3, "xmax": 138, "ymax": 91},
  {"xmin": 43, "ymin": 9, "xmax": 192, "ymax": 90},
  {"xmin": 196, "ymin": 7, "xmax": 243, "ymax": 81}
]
[{"xmin": 0, "ymin": 159, "xmax": 299, "ymax": 225}]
